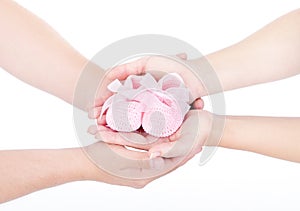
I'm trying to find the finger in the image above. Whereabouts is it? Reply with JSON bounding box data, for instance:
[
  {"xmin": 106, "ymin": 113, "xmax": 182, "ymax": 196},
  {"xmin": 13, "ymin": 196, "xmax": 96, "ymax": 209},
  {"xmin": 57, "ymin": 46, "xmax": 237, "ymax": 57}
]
[
  {"xmin": 168, "ymin": 127, "xmax": 182, "ymax": 142},
  {"xmin": 92, "ymin": 58, "xmax": 148, "ymax": 107},
  {"xmin": 93, "ymin": 85, "xmax": 114, "ymax": 108},
  {"xmin": 95, "ymin": 127, "xmax": 152, "ymax": 150},
  {"xmin": 191, "ymin": 98, "xmax": 204, "ymax": 110},
  {"xmin": 107, "ymin": 144, "xmax": 170, "ymax": 172},
  {"xmin": 93, "ymin": 59, "xmax": 145, "ymax": 107},
  {"xmin": 176, "ymin": 53, "xmax": 188, "ymax": 60},
  {"xmin": 87, "ymin": 142, "xmax": 160, "ymax": 172},
  {"xmin": 97, "ymin": 114, "xmax": 107, "ymax": 125},
  {"xmin": 88, "ymin": 124, "xmax": 110, "ymax": 135},
  {"xmin": 87, "ymin": 125, "xmax": 98, "ymax": 135},
  {"xmin": 148, "ymin": 139, "xmax": 193, "ymax": 158},
  {"xmin": 107, "ymin": 57, "xmax": 147, "ymax": 81},
  {"xmin": 119, "ymin": 132, "xmax": 168, "ymax": 146},
  {"xmin": 118, "ymin": 153, "xmax": 191, "ymax": 179},
  {"xmin": 149, "ymin": 111, "xmax": 201, "ymax": 158},
  {"xmin": 94, "ymin": 125, "xmax": 169, "ymax": 150},
  {"xmin": 90, "ymin": 98, "xmax": 106, "ymax": 108},
  {"xmin": 88, "ymin": 106, "xmax": 102, "ymax": 119},
  {"xmin": 108, "ymin": 146, "xmax": 188, "ymax": 177}
]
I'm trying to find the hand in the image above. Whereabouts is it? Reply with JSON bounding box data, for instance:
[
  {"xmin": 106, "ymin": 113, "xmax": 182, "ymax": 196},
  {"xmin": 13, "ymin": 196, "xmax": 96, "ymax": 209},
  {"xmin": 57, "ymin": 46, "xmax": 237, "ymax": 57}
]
[
  {"xmin": 87, "ymin": 106, "xmax": 211, "ymax": 189},
  {"xmin": 89, "ymin": 53, "xmax": 205, "ymax": 120},
  {"xmin": 109, "ymin": 53, "xmax": 207, "ymax": 103},
  {"xmin": 85, "ymin": 55, "xmax": 209, "ymax": 185},
  {"xmin": 148, "ymin": 110, "xmax": 212, "ymax": 158},
  {"xmin": 81, "ymin": 141, "xmax": 191, "ymax": 188},
  {"xmin": 89, "ymin": 110, "xmax": 212, "ymax": 159},
  {"xmin": 80, "ymin": 141, "xmax": 156, "ymax": 188},
  {"xmin": 88, "ymin": 124, "xmax": 171, "ymax": 150}
]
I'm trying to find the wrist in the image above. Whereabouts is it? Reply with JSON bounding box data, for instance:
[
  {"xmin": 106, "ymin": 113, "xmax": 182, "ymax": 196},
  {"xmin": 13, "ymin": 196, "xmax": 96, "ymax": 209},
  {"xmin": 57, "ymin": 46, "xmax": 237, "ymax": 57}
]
[
  {"xmin": 202, "ymin": 112, "xmax": 226, "ymax": 148},
  {"xmin": 218, "ymin": 116, "xmax": 239, "ymax": 149},
  {"xmin": 53, "ymin": 148, "xmax": 91, "ymax": 183},
  {"xmin": 189, "ymin": 58, "xmax": 222, "ymax": 97},
  {"xmin": 73, "ymin": 62, "xmax": 106, "ymax": 110},
  {"xmin": 75, "ymin": 146, "xmax": 113, "ymax": 183}
]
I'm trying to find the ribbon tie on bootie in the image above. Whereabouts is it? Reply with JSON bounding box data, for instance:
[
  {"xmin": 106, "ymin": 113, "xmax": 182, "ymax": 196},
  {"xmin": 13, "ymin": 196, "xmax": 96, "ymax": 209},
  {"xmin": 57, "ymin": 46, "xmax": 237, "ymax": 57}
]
[{"xmin": 99, "ymin": 73, "xmax": 191, "ymax": 137}]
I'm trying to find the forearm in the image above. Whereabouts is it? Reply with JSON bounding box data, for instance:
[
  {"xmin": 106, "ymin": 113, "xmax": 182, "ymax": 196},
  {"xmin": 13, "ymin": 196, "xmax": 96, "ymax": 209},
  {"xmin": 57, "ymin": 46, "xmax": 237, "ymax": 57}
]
[
  {"xmin": 0, "ymin": 148, "xmax": 94, "ymax": 203},
  {"xmin": 220, "ymin": 116, "xmax": 300, "ymax": 163},
  {"xmin": 0, "ymin": 0, "xmax": 104, "ymax": 108},
  {"xmin": 203, "ymin": 9, "xmax": 300, "ymax": 92}
]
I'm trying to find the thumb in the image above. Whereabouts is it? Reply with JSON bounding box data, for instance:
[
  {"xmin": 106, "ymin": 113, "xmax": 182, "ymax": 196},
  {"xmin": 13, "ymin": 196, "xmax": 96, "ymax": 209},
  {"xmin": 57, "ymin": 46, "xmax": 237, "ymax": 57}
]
[{"xmin": 191, "ymin": 98, "xmax": 204, "ymax": 110}]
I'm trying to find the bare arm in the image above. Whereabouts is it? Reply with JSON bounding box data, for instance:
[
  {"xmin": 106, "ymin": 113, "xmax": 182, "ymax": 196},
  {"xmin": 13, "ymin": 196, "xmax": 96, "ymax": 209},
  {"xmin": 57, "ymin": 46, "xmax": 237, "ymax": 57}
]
[
  {"xmin": 0, "ymin": 148, "xmax": 87, "ymax": 203},
  {"xmin": 0, "ymin": 0, "xmax": 156, "ymax": 203},
  {"xmin": 206, "ymin": 9, "xmax": 300, "ymax": 162},
  {"xmin": 0, "ymin": 0, "xmax": 103, "ymax": 108},
  {"xmin": 0, "ymin": 144, "xmax": 159, "ymax": 203},
  {"xmin": 219, "ymin": 116, "xmax": 300, "ymax": 163},
  {"xmin": 206, "ymin": 9, "xmax": 300, "ymax": 91},
  {"xmin": 90, "ymin": 9, "xmax": 300, "ymax": 163},
  {"xmin": 111, "ymin": 9, "xmax": 300, "ymax": 98}
]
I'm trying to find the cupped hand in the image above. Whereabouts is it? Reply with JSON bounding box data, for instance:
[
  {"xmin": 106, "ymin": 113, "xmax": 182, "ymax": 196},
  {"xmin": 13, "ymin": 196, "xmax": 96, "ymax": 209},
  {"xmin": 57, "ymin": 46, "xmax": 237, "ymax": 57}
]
[
  {"xmin": 84, "ymin": 54, "xmax": 209, "ymax": 187},
  {"xmin": 88, "ymin": 124, "xmax": 171, "ymax": 150},
  {"xmin": 109, "ymin": 53, "xmax": 207, "ymax": 102},
  {"xmin": 83, "ymin": 110, "xmax": 212, "ymax": 188},
  {"xmin": 89, "ymin": 110, "xmax": 212, "ymax": 160},
  {"xmin": 89, "ymin": 53, "xmax": 205, "ymax": 121},
  {"xmin": 81, "ymin": 141, "xmax": 189, "ymax": 188},
  {"xmin": 86, "ymin": 107, "xmax": 211, "ymax": 189},
  {"xmin": 148, "ymin": 110, "xmax": 212, "ymax": 159}
]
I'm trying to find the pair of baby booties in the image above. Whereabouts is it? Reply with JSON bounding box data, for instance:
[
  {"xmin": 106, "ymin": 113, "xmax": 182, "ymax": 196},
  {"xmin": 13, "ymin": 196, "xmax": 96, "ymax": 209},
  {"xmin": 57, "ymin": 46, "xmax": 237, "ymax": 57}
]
[{"xmin": 100, "ymin": 73, "xmax": 190, "ymax": 137}]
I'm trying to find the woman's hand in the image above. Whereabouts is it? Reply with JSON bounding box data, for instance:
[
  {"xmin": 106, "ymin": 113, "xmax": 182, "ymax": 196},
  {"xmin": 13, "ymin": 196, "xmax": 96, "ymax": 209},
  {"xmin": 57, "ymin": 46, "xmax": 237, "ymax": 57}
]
[
  {"xmin": 109, "ymin": 54, "xmax": 207, "ymax": 102},
  {"xmin": 148, "ymin": 110, "xmax": 212, "ymax": 158},
  {"xmin": 89, "ymin": 110, "xmax": 212, "ymax": 159},
  {"xmin": 79, "ymin": 142, "xmax": 167, "ymax": 188},
  {"xmin": 89, "ymin": 53, "xmax": 205, "ymax": 121},
  {"xmin": 83, "ymin": 116, "xmax": 211, "ymax": 188}
]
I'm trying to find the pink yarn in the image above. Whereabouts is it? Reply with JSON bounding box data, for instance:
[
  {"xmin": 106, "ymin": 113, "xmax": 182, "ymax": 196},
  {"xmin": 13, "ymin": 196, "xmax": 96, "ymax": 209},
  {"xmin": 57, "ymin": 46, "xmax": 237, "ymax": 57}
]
[{"xmin": 99, "ymin": 73, "xmax": 190, "ymax": 137}]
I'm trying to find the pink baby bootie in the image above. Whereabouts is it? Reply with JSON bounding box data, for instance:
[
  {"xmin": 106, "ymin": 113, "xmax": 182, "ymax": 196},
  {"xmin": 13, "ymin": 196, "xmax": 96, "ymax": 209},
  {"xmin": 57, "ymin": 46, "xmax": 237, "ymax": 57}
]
[{"xmin": 99, "ymin": 73, "xmax": 190, "ymax": 137}]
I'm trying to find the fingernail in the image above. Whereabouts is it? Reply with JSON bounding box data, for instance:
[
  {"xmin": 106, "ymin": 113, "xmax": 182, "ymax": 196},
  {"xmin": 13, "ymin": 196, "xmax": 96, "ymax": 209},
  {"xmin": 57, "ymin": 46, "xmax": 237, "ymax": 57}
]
[
  {"xmin": 150, "ymin": 151, "xmax": 161, "ymax": 159},
  {"xmin": 169, "ymin": 134, "xmax": 176, "ymax": 142}
]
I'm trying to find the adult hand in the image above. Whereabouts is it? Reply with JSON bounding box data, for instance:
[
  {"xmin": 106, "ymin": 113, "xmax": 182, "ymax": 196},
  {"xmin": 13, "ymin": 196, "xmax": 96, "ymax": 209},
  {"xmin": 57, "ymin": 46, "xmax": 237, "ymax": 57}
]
[
  {"xmin": 89, "ymin": 54, "xmax": 205, "ymax": 120},
  {"xmin": 148, "ymin": 110, "xmax": 212, "ymax": 158},
  {"xmin": 109, "ymin": 53, "xmax": 207, "ymax": 103},
  {"xmin": 89, "ymin": 110, "xmax": 212, "ymax": 160},
  {"xmin": 81, "ymin": 141, "xmax": 190, "ymax": 188},
  {"xmin": 84, "ymin": 110, "xmax": 212, "ymax": 190}
]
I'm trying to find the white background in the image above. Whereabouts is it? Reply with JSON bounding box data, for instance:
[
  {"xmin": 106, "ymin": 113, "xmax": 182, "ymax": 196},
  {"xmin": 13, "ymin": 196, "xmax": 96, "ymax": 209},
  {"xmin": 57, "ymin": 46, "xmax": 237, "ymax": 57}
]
[{"xmin": 1, "ymin": 0, "xmax": 300, "ymax": 210}]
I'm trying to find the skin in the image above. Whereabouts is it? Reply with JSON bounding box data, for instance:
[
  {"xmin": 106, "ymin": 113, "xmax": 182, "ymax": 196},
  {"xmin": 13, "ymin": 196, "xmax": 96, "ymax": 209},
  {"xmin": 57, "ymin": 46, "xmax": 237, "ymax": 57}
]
[
  {"xmin": 105, "ymin": 9, "xmax": 300, "ymax": 162},
  {"xmin": 0, "ymin": 0, "xmax": 200, "ymax": 203},
  {"xmin": 221, "ymin": 116, "xmax": 300, "ymax": 163},
  {"xmin": 0, "ymin": 0, "xmax": 300, "ymax": 203},
  {"xmin": 0, "ymin": 0, "xmax": 87, "ymax": 105},
  {"xmin": 0, "ymin": 144, "xmax": 192, "ymax": 203},
  {"xmin": 0, "ymin": 0, "xmax": 187, "ymax": 204},
  {"xmin": 0, "ymin": 148, "xmax": 89, "ymax": 203}
]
